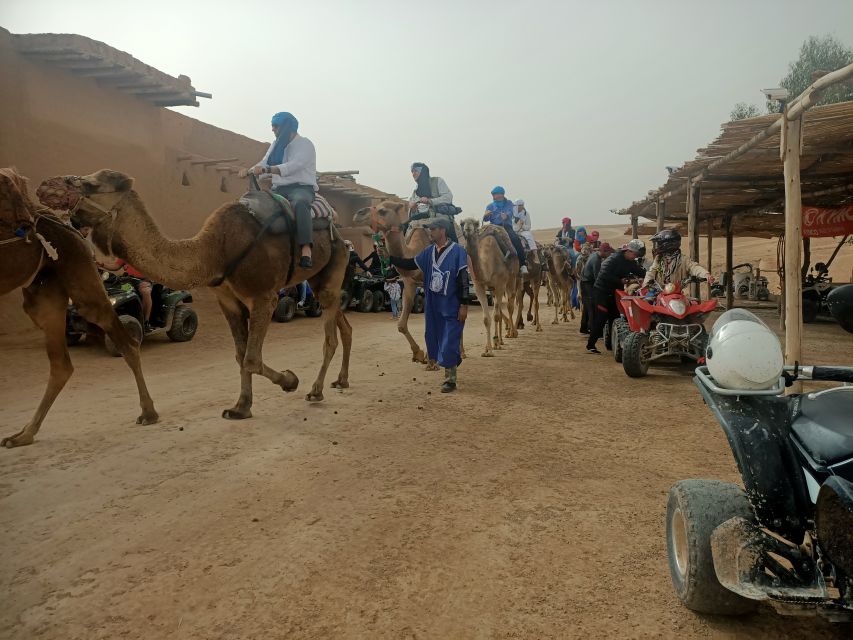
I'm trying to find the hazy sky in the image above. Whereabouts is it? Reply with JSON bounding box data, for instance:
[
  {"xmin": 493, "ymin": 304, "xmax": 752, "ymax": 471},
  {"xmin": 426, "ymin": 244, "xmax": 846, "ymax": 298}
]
[{"xmin": 3, "ymin": 0, "xmax": 853, "ymax": 227}]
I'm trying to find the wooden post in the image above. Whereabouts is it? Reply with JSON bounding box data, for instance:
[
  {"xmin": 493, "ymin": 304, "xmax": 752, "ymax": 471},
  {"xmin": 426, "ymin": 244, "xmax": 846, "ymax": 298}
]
[
  {"xmin": 631, "ymin": 214, "xmax": 639, "ymax": 239},
  {"xmin": 656, "ymin": 200, "xmax": 665, "ymax": 232},
  {"xmin": 725, "ymin": 213, "xmax": 734, "ymax": 310},
  {"xmin": 706, "ymin": 217, "xmax": 713, "ymax": 300},
  {"xmin": 687, "ymin": 181, "xmax": 701, "ymax": 298},
  {"xmin": 782, "ymin": 108, "xmax": 804, "ymax": 392}
]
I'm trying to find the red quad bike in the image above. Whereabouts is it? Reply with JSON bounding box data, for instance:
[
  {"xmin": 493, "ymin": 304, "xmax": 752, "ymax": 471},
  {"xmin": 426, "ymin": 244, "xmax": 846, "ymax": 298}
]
[{"xmin": 612, "ymin": 277, "xmax": 717, "ymax": 378}]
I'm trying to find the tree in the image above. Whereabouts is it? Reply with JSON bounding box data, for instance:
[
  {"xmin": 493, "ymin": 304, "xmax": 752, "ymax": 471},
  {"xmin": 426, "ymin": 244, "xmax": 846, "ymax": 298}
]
[
  {"xmin": 729, "ymin": 102, "xmax": 762, "ymax": 121},
  {"xmin": 768, "ymin": 34, "xmax": 853, "ymax": 112}
]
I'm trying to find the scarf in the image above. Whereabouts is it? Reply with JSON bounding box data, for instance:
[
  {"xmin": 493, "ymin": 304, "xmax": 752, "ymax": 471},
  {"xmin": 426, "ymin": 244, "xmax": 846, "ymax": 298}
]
[
  {"xmin": 413, "ymin": 163, "xmax": 432, "ymax": 198},
  {"xmin": 268, "ymin": 112, "xmax": 298, "ymax": 166},
  {"xmin": 660, "ymin": 250, "xmax": 682, "ymax": 283}
]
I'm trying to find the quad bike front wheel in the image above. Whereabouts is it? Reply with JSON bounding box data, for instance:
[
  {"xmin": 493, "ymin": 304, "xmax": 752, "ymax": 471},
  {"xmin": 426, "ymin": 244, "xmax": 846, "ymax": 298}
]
[
  {"xmin": 105, "ymin": 314, "xmax": 143, "ymax": 357},
  {"xmin": 612, "ymin": 318, "xmax": 628, "ymax": 363},
  {"xmin": 622, "ymin": 332, "xmax": 650, "ymax": 377},
  {"xmin": 372, "ymin": 291, "xmax": 386, "ymax": 312},
  {"xmin": 273, "ymin": 296, "xmax": 297, "ymax": 323},
  {"xmin": 603, "ymin": 321, "xmax": 612, "ymax": 351},
  {"xmin": 666, "ymin": 480, "xmax": 757, "ymax": 615},
  {"xmin": 357, "ymin": 290, "xmax": 374, "ymax": 313}
]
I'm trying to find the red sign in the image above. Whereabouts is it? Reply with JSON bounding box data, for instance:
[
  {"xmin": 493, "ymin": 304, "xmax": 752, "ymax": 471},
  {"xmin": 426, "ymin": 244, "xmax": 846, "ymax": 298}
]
[{"xmin": 802, "ymin": 205, "xmax": 853, "ymax": 238}]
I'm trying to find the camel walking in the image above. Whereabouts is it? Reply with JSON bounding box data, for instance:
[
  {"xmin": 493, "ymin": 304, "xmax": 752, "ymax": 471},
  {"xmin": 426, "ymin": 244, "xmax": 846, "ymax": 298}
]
[
  {"xmin": 516, "ymin": 247, "xmax": 543, "ymax": 332},
  {"xmin": 0, "ymin": 168, "xmax": 157, "ymax": 447},
  {"xmin": 460, "ymin": 218, "xmax": 520, "ymax": 357},
  {"xmin": 352, "ymin": 202, "xmax": 465, "ymax": 369},
  {"xmin": 546, "ymin": 245, "xmax": 577, "ymax": 325},
  {"xmin": 37, "ymin": 169, "xmax": 351, "ymax": 419}
]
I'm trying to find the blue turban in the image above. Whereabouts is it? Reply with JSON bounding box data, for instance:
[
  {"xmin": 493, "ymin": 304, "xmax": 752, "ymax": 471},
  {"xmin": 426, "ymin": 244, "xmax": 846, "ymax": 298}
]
[
  {"xmin": 491, "ymin": 186, "xmax": 505, "ymax": 195},
  {"xmin": 268, "ymin": 112, "xmax": 299, "ymax": 166}
]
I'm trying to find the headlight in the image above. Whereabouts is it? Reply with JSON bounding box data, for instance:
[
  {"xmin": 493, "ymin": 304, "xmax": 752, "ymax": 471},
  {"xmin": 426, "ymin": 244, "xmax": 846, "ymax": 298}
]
[
  {"xmin": 669, "ymin": 299, "xmax": 687, "ymax": 315},
  {"xmin": 663, "ymin": 283, "xmax": 676, "ymax": 294}
]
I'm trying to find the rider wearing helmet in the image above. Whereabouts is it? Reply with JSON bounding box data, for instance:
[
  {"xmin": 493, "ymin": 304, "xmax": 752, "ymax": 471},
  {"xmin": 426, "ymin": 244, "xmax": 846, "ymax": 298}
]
[
  {"xmin": 642, "ymin": 229, "xmax": 713, "ymax": 289},
  {"xmin": 483, "ymin": 186, "xmax": 528, "ymax": 274}
]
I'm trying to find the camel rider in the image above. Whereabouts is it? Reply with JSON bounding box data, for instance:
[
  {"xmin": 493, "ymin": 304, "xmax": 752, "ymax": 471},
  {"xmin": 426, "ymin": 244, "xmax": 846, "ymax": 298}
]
[
  {"xmin": 386, "ymin": 217, "xmax": 471, "ymax": 393},
  {"xmin": 643, "ymin": 229, "xmax": 714, "ymax": 290},
  {"xmin": 556, "ymin": 217, "xmax": 575, "ymax": 246},
  {"xmin": 587, "ymin": 229, "xmax": 601, "ymax": 249},
  {"xmin": 408, "ymin": 162, "xmax": 459, "ymax": 242},
  {"xmin": 513, "ymin": 199, "xmax": 538, "ymax": 260},
  {"xmin": 573, "ymin": 227, "xmax": 587, "ymax": 252},
  {"xmin": 251, "ymin": 112, "xmax": 316, "ymax": 269},
  {"xmin": 483, "ymin": 186, "xmax": 528, "ymax": 274}
]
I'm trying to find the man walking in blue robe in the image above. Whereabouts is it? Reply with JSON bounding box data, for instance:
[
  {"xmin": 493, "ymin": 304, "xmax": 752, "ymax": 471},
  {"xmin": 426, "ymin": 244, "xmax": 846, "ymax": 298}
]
[{"xmin": 388, "ymin": 217, "xmax": 471, "ymax": 392}]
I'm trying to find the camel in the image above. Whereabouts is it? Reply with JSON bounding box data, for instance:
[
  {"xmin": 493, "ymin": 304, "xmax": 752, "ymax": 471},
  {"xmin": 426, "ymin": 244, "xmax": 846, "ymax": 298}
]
[
  {"xmin": 0, "ymin": 168, "xmax": 157, "ymax": 447},
  {"xmin": 37, "ymin": 169, "xmax": 352, "ymax": 419},
  {"xmin": 351, "ymin": 201, "xmax": 464, "ymax": 369},
  {"xmin": 459, "ymin": 218, "xmax": 520, "ymax": 357},
  {"xmin": 545, "ymin": 245, "xmax": 577, "ymax": 325},
  {"xmin": 515, "ymin": 246, "xmax": 543, "ymax": 332}
]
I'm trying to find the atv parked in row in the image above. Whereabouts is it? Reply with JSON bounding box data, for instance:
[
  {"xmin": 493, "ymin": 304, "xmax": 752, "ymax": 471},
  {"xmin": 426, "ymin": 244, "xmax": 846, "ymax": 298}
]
[
  {"xmin": 340, "ymin": 265, "xmax": 425, "ymax": 314},
  {"xmin": 611, "ymin": 277, "xmax": 717, "ymax": 377},
  {"xmin": 666, "ymin": 310, "xmax": 853, "ymax": 621},
  {"xmin": 273, "ymin": 282, "xmax": 322, "ymax": 323},
  {"xmin": 66, "ymin": 272, "xmax": 198, "ymax": 355}
]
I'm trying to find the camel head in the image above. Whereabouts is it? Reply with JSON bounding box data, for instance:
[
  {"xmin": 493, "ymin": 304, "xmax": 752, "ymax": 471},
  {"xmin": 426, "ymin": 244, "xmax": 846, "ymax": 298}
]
[
  {"xmin": 0, "ymin": 168, "xmax": 38, "ymax": 228},
  {"xmin": 352, "ymin": 199, "xmax": 407, "ymax": 233},
  {"xmin": 460, "ymin": 217, "xmax": 481, "ymax": 241},
  {"xmin": 38, "ymin": 170, "xmax": 135, "ymax": 227}
]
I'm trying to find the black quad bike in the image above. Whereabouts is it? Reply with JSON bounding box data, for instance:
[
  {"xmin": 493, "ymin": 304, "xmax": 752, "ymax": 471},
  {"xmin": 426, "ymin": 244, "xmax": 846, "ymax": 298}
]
[
  {"xmin": 273, "ymin": 283, "xmax": 323, "ymax": 323},
  {"xmin": 827, "ymin": 284, "xmax": 853, "ymax": 333},
  {"xmin": 666, "ymin": 362, "xmax": 853, "ymax": 620},
  {"xmin": 66, "ymin": 273, "xmax": 198, "ymax": 355},
  {"xmin": 340, "ymin": 265, "xmax": 424, "ymax": 314}
]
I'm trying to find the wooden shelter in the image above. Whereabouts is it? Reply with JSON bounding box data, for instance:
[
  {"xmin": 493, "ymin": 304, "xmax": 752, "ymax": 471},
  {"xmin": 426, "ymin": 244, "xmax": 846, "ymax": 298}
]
[{"xmin": 616, "ymin": 64, "xmax": 853, "ymax": 384}]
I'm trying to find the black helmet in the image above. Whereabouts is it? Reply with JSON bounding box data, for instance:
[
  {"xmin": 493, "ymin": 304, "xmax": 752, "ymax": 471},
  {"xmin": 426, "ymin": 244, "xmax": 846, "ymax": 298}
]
[{"xmin": 650, "ymin": 228, "xmax": 682, "ymax": 256}]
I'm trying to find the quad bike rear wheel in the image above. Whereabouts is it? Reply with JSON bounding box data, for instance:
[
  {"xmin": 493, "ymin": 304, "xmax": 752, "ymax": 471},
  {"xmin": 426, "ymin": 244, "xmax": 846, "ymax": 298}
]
[
  {"xmin": 305, "ymin": 300, "xmax": 323, "ymax": 318},
  {"xmin": 666, "ymin": 480, "xmax": 757, "ymax": 615},
  {"xmin": 612, "ymin": 318, "xmax": 628, "ymax": 363},
  {"xmin": 622, "ymin": 331, "xmax": 650, "ymax": 377},
  {"xmin": 105, "ymin": 314, "xmax": 143, "ymax": 357},
  {"xmin": 273, "ymin": 296, "xmax": 296, "ymax": 323},
  {"xmin": 167, "ymin": 305, "xmax": 198, "ymax": 342},
  {"xmin": 372, "ymin": 291, "xmax": 386, "ymax": 312},
  {"xmin": 358, "ymin": 290, "xmax": 374, "ymax": 313}
]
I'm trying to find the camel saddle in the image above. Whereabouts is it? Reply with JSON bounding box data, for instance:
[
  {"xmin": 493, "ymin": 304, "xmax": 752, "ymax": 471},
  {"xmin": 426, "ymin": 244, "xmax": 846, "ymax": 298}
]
[
  {"xmin": 479, "ymin": 225, "xmax": 517, "ymax": 262},
  {"xmin": 238, "ymin": 190, "xmax": 336, "ymax": 235}
]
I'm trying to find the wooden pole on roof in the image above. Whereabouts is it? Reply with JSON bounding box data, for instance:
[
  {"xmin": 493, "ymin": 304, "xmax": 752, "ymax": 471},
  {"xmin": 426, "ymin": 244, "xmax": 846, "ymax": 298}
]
[
  {"xmin": 656, "ymin": 199, "xmax": 665, "ymax": 232},
  {"xmin": 782, "ymin": 105, "xmax": 804, "ymax": 393},
  {"xmin": 687, "ymin": 180, "xmax": 701, "ymax": 297},
  {"xmin": 631, "ymin": 214, "xmax": 639, "ymax": 239},
  {"xmin": 706, "ymin": 217, "xmax": 714, "ymax": 300},
  {"xmin": 725, "ymin": 213, "xmax": 734, "ymax": 310}
]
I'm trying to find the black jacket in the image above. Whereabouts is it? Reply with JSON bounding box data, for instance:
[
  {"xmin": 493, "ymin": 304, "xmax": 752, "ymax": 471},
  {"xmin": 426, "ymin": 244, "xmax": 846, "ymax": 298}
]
[{"xmin": 593, "ymin": 250, "xmax": 646, "ymax": 293}]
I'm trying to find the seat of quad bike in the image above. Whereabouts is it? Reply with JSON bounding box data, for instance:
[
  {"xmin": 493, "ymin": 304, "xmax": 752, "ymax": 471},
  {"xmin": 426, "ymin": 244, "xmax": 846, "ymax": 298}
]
[{"xmin": 791, "ymin": 390, "xmax": 853, "ymax": 467}]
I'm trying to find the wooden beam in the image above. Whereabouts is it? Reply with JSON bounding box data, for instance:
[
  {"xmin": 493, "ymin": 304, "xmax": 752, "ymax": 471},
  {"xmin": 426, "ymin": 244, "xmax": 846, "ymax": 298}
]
[
  {"xmin": 782, "ymin": 109, "xmax": 804, "ymax": 393},
  {"xmin": 687, "ymin": 181, "xmax": 701, "ymax": 297},
  {"xmin": 631, "ymin": 214, "xmax": 638, "ymax": 239},
  {"xmin": 725, "ymin": 213, "xmax": 734, "ymax": 310},
  {"xmin": 706, "ymin": 217, "xmax": 714, "ymax": 299},
  {"xmin": 190, "ymin": 157, "xmax": 239, "ymax": 166},
  {"xmin": 656, "ymin": 200, "xmax": 665, "ymax": 232}
]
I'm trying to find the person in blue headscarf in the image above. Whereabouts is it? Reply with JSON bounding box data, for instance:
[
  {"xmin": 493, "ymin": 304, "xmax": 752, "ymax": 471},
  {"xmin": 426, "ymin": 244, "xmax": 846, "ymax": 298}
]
[
  {"xmin": 249, "ymin": 112, "xmax": 317, "ymax": 268},
  {"xmin": 483, "ymin": 186, "xmax": 528, "ymax": 274}
]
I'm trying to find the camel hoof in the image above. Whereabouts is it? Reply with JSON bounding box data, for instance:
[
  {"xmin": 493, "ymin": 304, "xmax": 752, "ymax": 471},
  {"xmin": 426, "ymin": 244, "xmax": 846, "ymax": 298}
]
[
  {"xmin": 481, "ymin": 351, "xmax": 494, "ymax": 357},
  {"xmin": 425, "ymin": 362, "xmax": 440, "ymax": 371},
  {"xmin": 136, "ymin": 412, "xmax": 160, "ymax": 425},
  {"xmin": 2, "ymin": 433, "xmax": 34, "ymax": 448},
  {"xmin": 222, "ymin": 408, "xmax": 252, "ymax": 420},
  {"xmin": 330, "ymin": 379, "xmax": 349, "ymax": 389},
  {"xmin": 279, "ymin": 370, "xmax": 299, "ymax": 392},
  {"xmin": 536, "ymin": 325, "xmax": 543, "ymax": 332},
  {"xmin": 527, "ymin": 313, "xmax": 533, "ymax": 321},
  {"xmin": 306, "ymin": 391, "xmax": 324, "ymax": 402}
]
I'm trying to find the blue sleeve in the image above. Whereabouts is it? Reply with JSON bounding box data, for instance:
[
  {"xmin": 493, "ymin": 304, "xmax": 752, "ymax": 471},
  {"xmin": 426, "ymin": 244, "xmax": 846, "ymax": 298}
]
[
  {"xmin": 456, "ymin": 245, "xmax": 469, "ymax": 273},
  {"xmin": 414, "ymin": 246, "xmax": 430, "ymax": 273}
]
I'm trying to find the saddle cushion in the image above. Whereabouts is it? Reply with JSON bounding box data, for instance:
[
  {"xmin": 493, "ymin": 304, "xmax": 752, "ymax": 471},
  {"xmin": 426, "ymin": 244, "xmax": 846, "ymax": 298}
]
[{"xmin": 239, "ymin": 191, "xmax": 337, "ymax": 234}]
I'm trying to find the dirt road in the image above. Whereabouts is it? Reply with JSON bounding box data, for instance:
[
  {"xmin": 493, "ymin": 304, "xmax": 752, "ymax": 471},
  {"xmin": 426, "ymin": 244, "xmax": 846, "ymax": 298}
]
[{"xmin": 1, "ymin": 290, "xmax": 851, "ymax": 639}]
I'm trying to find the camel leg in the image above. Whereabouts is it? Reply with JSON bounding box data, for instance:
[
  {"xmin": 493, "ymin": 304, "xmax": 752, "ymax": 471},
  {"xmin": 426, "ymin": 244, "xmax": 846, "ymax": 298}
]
[
  {"xmin": 474, "ymin": 281, "xmax": 494, "ymax": 357},
  {"xmin": 217, "ymin": 295, "xmax": 256, "ymax": 419},
  {"xmin": 3, "ymin": 278, "xmax": 74, "ymax": 447},
  {"xmin": 505, "ymin": 278, "xmax": 519, "ymax": 339},
  {"xmin": 568, "ymin": 279, "xmax": 577, "ymax": 320},
  {"xmin": 526, "ymin": 282, "xmax": 535, "ymax": 322},
  {"xmin": 493, "ymin": 287, "xmax": 506, "ymax": 349},
  {"xmin": 550, "ymin": 278, "xmax": 561, "ymax": 325},
  {"xmin": 515, "ymin": 281, "xmax": 525, "ymax": 330},
  {"xmin": 533, "ymin": 282, "xmax": 543, "ymax": 332},
  {"xmin": 306, "ymin": 287, "xmax": 344, "ymax": 402},
  {"xmin": 244, "ymin": 296, "xmax": 300, "ymax": 392},
  {"xmin": 398, "ymin": 279, "xmax": 427, "ymax": 364},
  {"xmin": 75, "ymin": 291, "xmax": 158, "ymax": 427},
  {"xmin": 330, "ymin": 310, "xmax": 352, "ymax": 390}
]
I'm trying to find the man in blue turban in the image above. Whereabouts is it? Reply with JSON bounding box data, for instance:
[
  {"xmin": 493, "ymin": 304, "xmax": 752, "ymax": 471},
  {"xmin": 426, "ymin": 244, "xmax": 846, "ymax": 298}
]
[
  {"xmin": 483, "ymin": 186, "xmax": 528, "ymax": 274},
  {"xmin": 250, "ymin": 112, "xmax": 317, "ymax": 268}
]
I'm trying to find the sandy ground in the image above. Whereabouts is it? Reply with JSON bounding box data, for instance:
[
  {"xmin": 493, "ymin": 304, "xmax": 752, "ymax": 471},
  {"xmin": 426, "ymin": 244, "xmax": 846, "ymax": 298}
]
[{"xmin": 1, "ymin": 287, "xmax": 852, "ymax": 640}]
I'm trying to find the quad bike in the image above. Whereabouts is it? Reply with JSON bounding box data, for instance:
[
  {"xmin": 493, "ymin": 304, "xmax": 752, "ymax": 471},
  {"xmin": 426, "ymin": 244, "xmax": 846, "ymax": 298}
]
[
  {"xmin": 273, "ymin": 282, "xmax": 323, "ymax": 323},
  {"xmin": 612, "ymin": 277, "xmax": 717, "ymax": 377},
  {"xmin": 730, "ymin": 263, "xmax": 769, "ymax": 301},
  {"xmin": 827, "ymin": 284, "xmax": 853, "ymax": 333},
  {"xmin": 66, "ymin": 272, "xmax": 197, "ymax": 355},
  {"xmin": 666, "ymin": 309, "xmax": 853, "ymax": 620},
  {"xmin": 802, "ymin": 263, "xmax": 835, "ymax": 323}
]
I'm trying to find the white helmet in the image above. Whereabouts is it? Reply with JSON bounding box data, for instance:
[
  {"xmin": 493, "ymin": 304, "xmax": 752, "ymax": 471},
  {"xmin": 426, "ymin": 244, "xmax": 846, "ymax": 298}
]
[{"xmin": 706, "ymin": 309, "xmax": 783, "ymax": 390}]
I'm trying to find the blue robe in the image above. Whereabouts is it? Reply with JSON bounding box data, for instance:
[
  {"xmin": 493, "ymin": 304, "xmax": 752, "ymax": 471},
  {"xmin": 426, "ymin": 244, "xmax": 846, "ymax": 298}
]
[{"xmin": 414, "ymin": 242, "xmax": 468, "ymax": 368}]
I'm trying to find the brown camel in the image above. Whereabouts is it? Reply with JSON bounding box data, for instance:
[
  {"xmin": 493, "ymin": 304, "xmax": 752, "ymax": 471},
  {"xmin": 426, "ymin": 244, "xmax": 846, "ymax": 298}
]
[
  {"xmin": 0, "ymin": 168, "xmax": 157, "ymax": 447},
  {"xmin": 460, "ymin": 218, "xmax": 520, "ymax": 357},
  {"xmin": 545, "ymin": 245, "xmax": 577, "ymax": 325},
  {"xmin": 515, "ymin": 246, "xmax": 543, "ymax": 332},
  {"xmin": 37, "ymin": 169, "xmax": 352, "ymax": 419},
  {"xmin": 351, "ymin": 202, "xmax": 465, "ymax": 369}
]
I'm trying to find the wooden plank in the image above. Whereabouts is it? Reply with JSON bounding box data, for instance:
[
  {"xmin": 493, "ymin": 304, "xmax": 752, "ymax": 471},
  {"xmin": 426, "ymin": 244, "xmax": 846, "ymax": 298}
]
[
  {"xmin": 725, "ymin": 213, "xmax": 734, "ymax": 310},
  {"xmin": 656, "ymin": 199, "xmax": 665, "ymax": 232},
  {"xmin": 706, "ymin": 217, "xmax": 713, "ymax": 299}
]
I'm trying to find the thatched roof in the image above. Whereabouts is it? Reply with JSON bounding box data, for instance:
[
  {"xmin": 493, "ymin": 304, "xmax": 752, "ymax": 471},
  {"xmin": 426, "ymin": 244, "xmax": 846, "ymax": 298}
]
[
  {"xmin": 9, "ymin": 31, "xmax": 210, "ymax": 107},
  {"xmin": 619, "ymin": 100, "xmax": 853, "ymax": 233}
]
